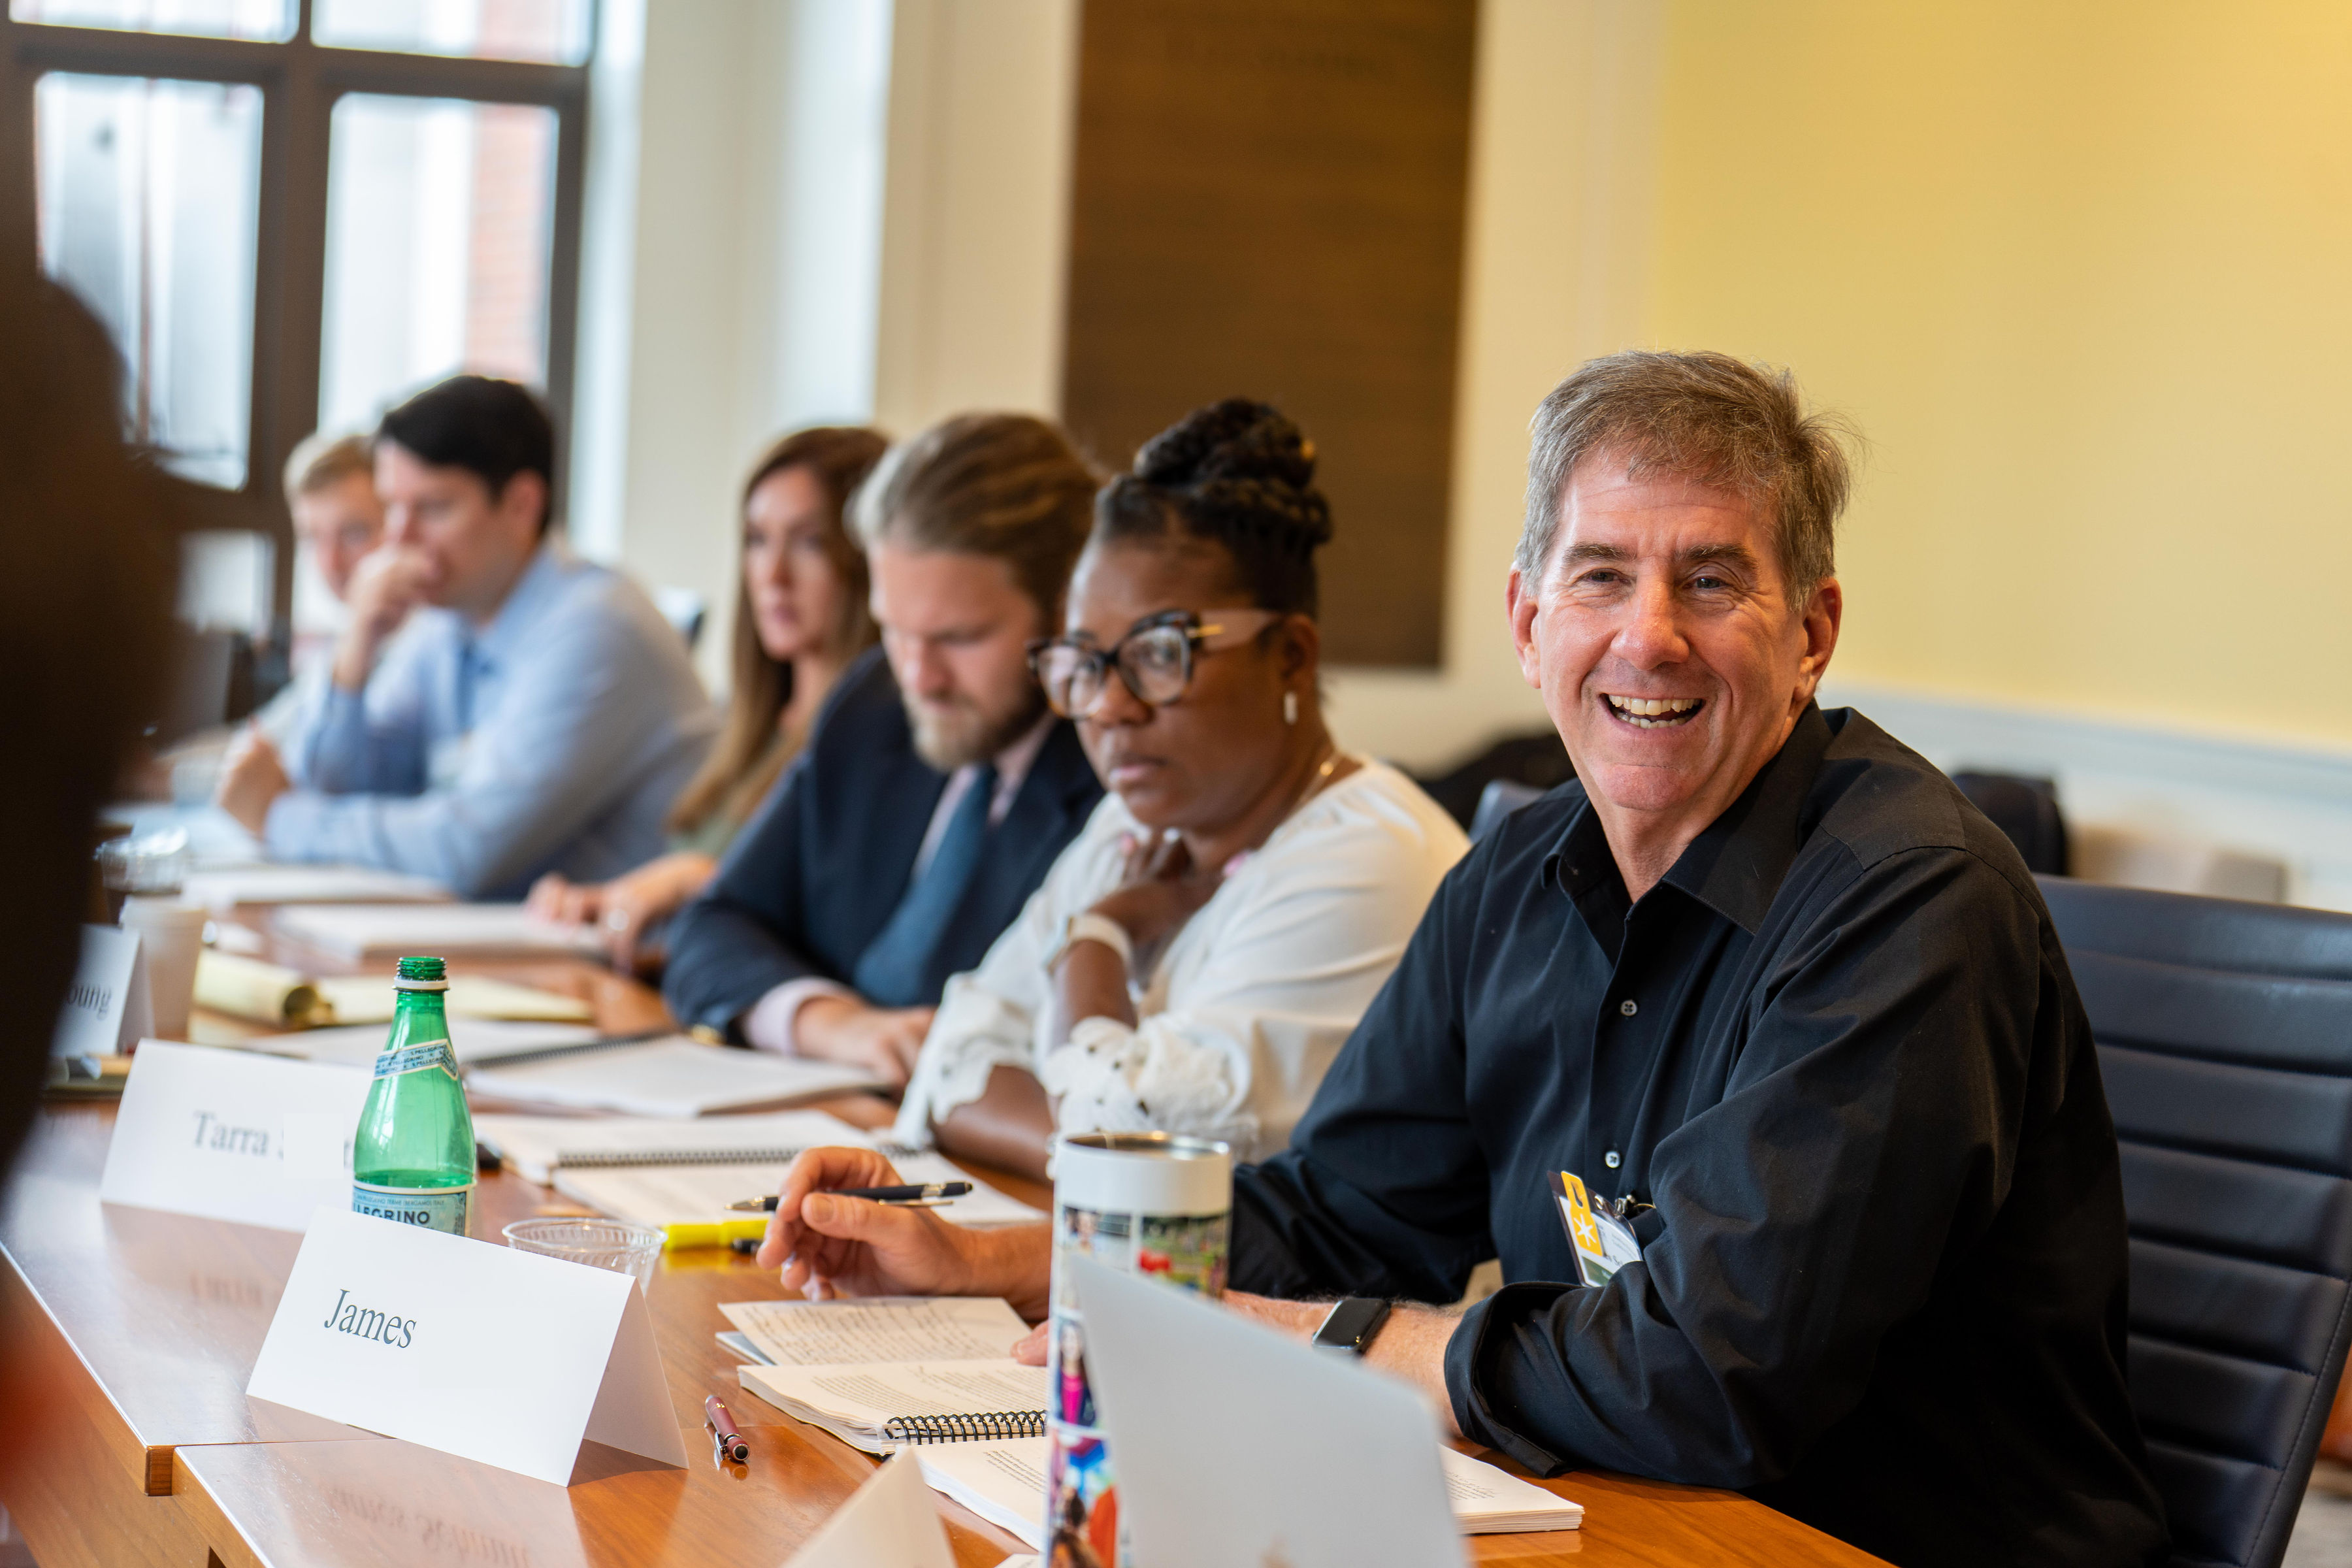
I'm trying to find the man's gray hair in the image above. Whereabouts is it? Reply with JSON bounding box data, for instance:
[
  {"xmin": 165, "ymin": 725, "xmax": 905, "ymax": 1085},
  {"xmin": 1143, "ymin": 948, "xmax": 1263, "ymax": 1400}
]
[{"xmin": 1516, "ymin": 350, "xmax": 1858, "ymax": 600}]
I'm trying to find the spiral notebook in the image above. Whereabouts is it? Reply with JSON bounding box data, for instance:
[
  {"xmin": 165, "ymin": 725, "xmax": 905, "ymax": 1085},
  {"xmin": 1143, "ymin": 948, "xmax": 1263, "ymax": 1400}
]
[
  {"xmin": 736, "ymin": 1360, "xmax": 1049, "ymax": 1454},
  {"xmin": 472, "ymin": 1109, "xmax": 892, "ymax": 1184},
  {"xmin": 463, "ymin": 1036, "xmax": 885, "ymax": 1116}
]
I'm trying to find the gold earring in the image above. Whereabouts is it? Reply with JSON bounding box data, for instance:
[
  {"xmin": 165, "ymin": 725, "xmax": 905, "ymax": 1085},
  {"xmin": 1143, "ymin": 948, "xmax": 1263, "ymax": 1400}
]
[{"xmin": 1283, "ymin": 690, "xmax": 1298, "ymax": 726}]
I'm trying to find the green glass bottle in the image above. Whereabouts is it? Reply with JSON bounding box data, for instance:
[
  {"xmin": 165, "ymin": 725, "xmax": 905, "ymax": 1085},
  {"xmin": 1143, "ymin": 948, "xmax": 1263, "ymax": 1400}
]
[{"xmin": 351, "ymin": 955, "xmax": 475, "ymax": 1235}]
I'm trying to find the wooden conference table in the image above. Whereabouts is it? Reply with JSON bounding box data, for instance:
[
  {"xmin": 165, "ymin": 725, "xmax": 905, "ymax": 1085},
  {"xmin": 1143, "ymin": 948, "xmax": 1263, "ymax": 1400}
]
[{"xmin": 0, "ymin": 936, "xmax": 1889, "ymax": 1568}]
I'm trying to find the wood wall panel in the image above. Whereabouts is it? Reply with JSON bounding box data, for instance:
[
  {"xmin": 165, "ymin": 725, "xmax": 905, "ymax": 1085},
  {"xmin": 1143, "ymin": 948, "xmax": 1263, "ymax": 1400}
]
[{"xmin": 1061, "ymin": 0, "xmax": 1477, "ymax": 666}]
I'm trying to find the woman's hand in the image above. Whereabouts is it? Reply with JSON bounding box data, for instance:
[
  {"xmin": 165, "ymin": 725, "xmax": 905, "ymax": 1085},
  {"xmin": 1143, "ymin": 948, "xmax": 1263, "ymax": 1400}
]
[
  {"xmin": 527, "ymin": 872, "xmax": 601, "ymax": 927},
  {"xmin": 592, "ymin": 852, "xmax": 717, "ymax": 972},
  {"xmin": 1085, "ymin": 830, "xmax": 1224, "ymax": 955},
  {"xmin": 794, "ymin": 996, "xmax": 936, "ymax": 1088},
  {"xmin": 756, "ymin": 1146, "xmax": 1051, "ymax": 1316}
]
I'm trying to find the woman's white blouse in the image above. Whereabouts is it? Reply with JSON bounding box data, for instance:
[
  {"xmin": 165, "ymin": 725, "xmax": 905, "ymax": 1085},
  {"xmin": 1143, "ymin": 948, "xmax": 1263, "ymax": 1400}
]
[{"xmin": 892, "ymin": 760, "xmax": 1470, "ymax": 1162}]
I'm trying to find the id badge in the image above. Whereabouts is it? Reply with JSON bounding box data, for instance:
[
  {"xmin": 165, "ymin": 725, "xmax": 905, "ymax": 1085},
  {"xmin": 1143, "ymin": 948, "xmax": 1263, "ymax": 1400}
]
[{"xmin": 1554, "ymin": 1170, "xmax": 1642, "ymax": 1288}]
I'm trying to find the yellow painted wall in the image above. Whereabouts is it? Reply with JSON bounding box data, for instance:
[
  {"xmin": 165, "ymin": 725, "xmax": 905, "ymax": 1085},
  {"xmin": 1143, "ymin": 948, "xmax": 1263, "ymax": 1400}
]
[{"xmin": 1648, "ymin": 1, "xmax": 2352, "ymax": 748}]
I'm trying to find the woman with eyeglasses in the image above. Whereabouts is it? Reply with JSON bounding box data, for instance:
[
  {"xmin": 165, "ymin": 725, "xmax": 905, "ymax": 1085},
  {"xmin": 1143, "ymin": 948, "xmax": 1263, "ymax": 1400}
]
[{"xmin": 891, "ymin": 399, "xmax": 1469, "ymax": 1180}]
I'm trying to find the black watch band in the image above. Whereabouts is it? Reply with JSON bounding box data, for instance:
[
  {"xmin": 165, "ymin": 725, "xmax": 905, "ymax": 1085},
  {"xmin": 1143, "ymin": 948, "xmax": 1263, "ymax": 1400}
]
[{"xmin": 1310, "ymin": 1296, "xmax": 1392, "ymax": 1358}]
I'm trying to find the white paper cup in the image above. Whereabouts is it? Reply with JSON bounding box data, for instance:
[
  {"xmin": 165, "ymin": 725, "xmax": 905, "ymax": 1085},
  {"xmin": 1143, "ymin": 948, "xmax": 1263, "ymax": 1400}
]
[{"xmin": 119, "ymin": 896, "xmax": 206, "ymax": 1040}]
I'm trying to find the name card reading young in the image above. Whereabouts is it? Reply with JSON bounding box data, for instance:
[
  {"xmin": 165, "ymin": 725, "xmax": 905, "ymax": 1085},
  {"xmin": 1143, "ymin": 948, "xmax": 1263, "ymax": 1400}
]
[
  {"xmin": 51, "ymin": 924, "xmax": 152, "ymax": 1060},
  {"xmin": 248, "ymin": 1207, "xmax": 685, "ymax": 1486},
  {"xmin": 783, "ymin": 1453, "xmax": 956, "ymax": 1568},
  {"xmin": 99, "ymin": 1041, "xmax": 372, "ymax": 1231}
]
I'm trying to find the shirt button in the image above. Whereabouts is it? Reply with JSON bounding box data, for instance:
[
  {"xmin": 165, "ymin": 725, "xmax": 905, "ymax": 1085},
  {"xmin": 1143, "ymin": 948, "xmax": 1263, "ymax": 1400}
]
[
  {"xmin": 1618, "ymin": 999, "xmax": 1639, "ymax": 1017},
  {"xmin": 1604, "ymin": 1150, "xmax": 1622, "ymax": 1169}
]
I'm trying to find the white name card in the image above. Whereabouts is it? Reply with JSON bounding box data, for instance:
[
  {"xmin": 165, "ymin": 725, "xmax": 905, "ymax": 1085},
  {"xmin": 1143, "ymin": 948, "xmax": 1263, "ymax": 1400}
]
[
  {"xmin": 248, "ymin": 1207, "xmax": 686, "ymax": 1486},
  {"xmin": 784, "ymin": 1454, "xmax": 955, "ymax": 1568},
  {"xmin": 52, "ymin": 924, "xmax": 151, "ymax": 1059},
  {"xmin": 99, "ymin": 1041, "xmax": 373, "ymax": 1231}
]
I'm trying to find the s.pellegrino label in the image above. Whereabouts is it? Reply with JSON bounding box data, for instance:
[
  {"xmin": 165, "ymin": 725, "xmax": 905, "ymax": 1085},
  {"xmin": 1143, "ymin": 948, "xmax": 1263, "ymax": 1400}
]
[{"xmin": 351, "ymin": 955, "xmax": 476, "ymax": 1237}]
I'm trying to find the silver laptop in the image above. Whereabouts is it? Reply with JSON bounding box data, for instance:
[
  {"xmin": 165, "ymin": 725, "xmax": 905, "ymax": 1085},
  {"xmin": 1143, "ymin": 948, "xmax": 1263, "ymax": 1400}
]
[{"xmin": 1068, "ymin": 1256, "xmax": 1464, "ymax": 1567}]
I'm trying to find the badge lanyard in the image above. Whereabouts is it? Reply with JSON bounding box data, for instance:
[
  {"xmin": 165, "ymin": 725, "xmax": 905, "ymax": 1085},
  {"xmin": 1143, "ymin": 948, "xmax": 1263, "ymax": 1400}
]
[{"xmin": 1553, "ymin": 1170, "xmax": 1644, "ymax": 1288}]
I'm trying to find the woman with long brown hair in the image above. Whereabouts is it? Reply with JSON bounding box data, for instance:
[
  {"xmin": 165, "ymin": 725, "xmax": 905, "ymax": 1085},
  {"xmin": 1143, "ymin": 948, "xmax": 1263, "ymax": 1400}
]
[{"xmin": 529, "ymin": 426, "xmax": 888, "ymax": 969}]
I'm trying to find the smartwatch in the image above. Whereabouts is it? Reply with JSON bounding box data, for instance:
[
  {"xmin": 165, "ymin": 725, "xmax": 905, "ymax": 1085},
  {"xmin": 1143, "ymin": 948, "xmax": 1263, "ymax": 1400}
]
[
  {"xmin": 1044, "ymin": 911, "xmax": 1135, "ymax": 973},
  {"xmin": 1311, "ymin": 1296, "xmax": 1391, "ymax": 1358}
]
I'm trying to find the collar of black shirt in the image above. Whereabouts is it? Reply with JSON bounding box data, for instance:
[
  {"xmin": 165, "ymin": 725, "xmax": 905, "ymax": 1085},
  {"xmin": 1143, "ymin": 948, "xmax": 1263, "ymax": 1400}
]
[{"xmin": 1543, "ymin": 700, "xmax": 1837, "ymax": 942}]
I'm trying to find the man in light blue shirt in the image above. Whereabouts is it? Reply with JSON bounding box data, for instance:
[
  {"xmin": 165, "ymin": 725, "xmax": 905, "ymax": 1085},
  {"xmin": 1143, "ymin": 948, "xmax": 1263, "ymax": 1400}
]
[{"xmin": 217, "ymin": 376, "xmax": 714, "ymax": 899}]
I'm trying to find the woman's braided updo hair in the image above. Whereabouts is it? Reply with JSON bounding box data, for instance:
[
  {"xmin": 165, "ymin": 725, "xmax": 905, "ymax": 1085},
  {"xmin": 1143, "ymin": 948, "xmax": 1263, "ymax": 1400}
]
[{"xmin": 1094, "ymin": 398, "xmax": 1335, "ymax": 617}]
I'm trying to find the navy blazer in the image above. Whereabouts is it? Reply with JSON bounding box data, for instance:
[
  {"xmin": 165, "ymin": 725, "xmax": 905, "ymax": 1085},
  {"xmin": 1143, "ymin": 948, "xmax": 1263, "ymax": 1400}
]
[{"xmin": 663, "ymin": 647, "xmax": 1103, "ymax": 1035}]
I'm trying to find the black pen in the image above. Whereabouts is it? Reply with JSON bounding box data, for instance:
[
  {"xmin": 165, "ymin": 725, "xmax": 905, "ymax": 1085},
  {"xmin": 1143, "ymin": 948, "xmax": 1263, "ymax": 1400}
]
[{"xmin": 725, "ymin": 1181, "xmax": 972, "ymax": 1213}]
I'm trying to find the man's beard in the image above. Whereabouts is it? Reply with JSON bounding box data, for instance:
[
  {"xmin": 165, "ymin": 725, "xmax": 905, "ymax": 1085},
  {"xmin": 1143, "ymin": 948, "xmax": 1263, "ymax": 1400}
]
[{"xmin": 904, "ymin": 683, "xmax": 1048, "ymax": 772}]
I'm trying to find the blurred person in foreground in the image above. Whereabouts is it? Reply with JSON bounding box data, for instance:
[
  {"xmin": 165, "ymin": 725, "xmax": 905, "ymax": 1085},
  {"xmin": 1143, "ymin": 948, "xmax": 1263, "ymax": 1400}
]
[
  {"xmin": 0, "ymin": 275, "xmax": 172, "ymax": 1505},
  {"xmin": 215, "ymin": 374, "xmax": 716, "ymax": 898},
  {"xmin": 754, "ymin": 353, "xmax": 2166, "ymax": 1568},
  {"xmin": 893, "ymin": 399, "xmax": 1467, "ymax": 1179},
  {"xmin": 662, "ymin": 414, "xmax": 1103, "ymax": 1086},
  {"xmin": 528, "ymin": 427, "xmax": 889, "ymax": 972}
]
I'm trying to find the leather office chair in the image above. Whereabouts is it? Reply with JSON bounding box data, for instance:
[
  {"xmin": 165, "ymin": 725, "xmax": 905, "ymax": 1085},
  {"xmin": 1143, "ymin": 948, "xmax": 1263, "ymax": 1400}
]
[
  {"xmin": 1469, "ymin": 778, "xmax": 1546, "ymax": 843},
  {"xmin": 2040, "ymin": 877, "xmax": 2352, "ymax": 1568},
  {"xmin": 1952, "ymin": 770, "xmax": 2069, "ymax": 875}
]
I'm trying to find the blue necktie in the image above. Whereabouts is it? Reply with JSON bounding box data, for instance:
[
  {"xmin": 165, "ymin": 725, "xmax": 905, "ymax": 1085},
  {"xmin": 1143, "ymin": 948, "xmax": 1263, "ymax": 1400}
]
[
  {"xmin": 853, "ymin": 767, "xmax": 998, "ymax": 1007},
  {"xmin": 456, "ymin": 640, "xmax": 485, "ymax": 733}
]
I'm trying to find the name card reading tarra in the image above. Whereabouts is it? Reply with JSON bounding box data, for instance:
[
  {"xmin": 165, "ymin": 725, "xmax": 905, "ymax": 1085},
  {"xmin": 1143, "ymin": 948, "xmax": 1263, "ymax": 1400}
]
[
  {"xmin": 248, "ymin": 1207, "xmax": 685, "ymax": 1486},
  {"xmin": 98, "ymin": 1041, "xmax": 372, "ymax": 1232}
]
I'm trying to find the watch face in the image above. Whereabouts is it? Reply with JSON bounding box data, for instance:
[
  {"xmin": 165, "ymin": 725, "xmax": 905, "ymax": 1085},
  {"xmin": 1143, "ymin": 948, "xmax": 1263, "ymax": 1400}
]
[{"xmin": 1315, "ymin": 1297, "xmax": 1390, "ymax": 1352}]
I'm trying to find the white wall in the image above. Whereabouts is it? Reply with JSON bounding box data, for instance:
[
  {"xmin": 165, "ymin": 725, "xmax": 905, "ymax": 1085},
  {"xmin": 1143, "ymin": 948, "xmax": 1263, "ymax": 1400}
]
[
  {"xmin": 872, "ymin": 0, "xmax": 1079, "ymax": 433},
  {"xmin": 570, "ymin": 0, "xmax": 894, "ymax": 689}
]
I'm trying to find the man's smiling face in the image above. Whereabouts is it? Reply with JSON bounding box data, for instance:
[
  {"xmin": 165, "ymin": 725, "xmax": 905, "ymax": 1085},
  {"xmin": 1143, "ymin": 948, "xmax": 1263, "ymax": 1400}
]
[{"xmin": 1509, "ymin": 453, "xmax": 1840, "ymax": 855}]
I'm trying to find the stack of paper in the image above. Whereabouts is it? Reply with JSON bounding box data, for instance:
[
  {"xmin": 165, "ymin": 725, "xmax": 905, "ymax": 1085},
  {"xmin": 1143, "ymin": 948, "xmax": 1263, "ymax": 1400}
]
[
  {"xmin": 252, "ymin": 1018, "xmax": 603, "ymax": 1071},
  {"xmin": 721, "ymin": 1298, "xmax": 1032, "ymax": 1366},
  {"xmin": 272, "ymin": 903, "xmax": 605, "ymax": 962},
  {"xmin": 182, "ymin": 864, "xmax": 450, "ymax": 912},
  {"xmin": 465, "ymin": 1037, "xmax": 885, "ymax": 1117},
  {"xmin": 917, "ymin": 1441, "xmax": 1582, "ymax": 1548},
  {"xmin": 555, "ymin": 1151, "xmax": 1044, "ymax": 1233}
]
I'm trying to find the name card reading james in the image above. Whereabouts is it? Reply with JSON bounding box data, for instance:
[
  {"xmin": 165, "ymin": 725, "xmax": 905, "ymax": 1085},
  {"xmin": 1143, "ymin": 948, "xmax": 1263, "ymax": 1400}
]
[
  {"xmin": 248, "ymin": 1207, "xmax": 685, "ymax": 1486},
  {"xmin": 52, "ymin": 924, "xmax": 152, "ymax": 1060},
  {"xmin": 99, "ymin": 1041, "xmax": 372, "ymax": 1232}
]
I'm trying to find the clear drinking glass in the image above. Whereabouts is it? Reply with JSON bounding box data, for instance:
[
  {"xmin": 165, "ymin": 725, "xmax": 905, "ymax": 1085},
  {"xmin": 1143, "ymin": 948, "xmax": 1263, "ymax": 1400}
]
[
  {"xmin": 318, "ymin": 92, "xmax": 557, "ymax": 433},
  {"xmin": 504, "ymin": 1218, "xmax": 663, "ymax": 1294}
]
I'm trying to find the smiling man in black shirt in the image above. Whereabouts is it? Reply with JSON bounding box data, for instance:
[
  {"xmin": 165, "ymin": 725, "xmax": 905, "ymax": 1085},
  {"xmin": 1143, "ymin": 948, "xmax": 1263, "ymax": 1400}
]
[
  {"xmin": 757, "ymin": 351, "xmax": 2168, "ymax": 1567},
  {"xmin": 1230, "ymin": 351, "xmax": 2168, "ymax": 1566}
]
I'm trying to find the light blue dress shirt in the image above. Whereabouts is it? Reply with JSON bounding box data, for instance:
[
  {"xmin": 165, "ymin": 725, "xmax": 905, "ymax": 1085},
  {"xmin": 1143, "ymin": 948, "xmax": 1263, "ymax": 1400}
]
[{"xmin": 268, "ymin": 541, "xmax": 717, "ymax": 899}]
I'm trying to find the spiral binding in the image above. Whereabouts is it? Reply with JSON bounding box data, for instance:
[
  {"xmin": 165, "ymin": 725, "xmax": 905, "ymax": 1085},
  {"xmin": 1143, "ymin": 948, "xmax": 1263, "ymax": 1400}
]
[{"xmin": 881, "ymin": 1410, "xmax": 1047, "ymax": 1445}]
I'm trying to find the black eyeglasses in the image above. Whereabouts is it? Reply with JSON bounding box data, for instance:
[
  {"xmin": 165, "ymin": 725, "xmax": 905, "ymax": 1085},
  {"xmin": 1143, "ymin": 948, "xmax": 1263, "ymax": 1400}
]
[{"xmin": 1027, "ymin": 608, "xmax": 1281, "ymax": 719}]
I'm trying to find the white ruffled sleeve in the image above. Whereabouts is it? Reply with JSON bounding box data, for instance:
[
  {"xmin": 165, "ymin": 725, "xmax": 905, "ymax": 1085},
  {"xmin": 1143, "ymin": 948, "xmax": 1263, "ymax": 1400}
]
[
  {"xmin": 1034, "ymin": 766, "xmax": 1469, "ymax": 1160},
  {"xmin": 890, "ymin": 797, "xmax": 1134, "ymax": 1147}
]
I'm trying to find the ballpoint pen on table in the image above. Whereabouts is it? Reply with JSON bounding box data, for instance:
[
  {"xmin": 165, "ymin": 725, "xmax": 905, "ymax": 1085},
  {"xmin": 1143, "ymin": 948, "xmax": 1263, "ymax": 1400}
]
[
  {"xmin": 725, "ymin": 1181, "xmax": 972, "ymax": 1213},
  {"xmin": 704, "ymin": 1393, "xmax": 749, "ymax": 1463}
]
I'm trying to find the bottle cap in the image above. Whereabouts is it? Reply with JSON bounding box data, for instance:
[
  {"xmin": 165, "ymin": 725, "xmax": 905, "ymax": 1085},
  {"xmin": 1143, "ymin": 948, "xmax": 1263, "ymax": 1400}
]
[{"xmin": 395, "ymin": 954, "xmax": 450, "ymax": 991}]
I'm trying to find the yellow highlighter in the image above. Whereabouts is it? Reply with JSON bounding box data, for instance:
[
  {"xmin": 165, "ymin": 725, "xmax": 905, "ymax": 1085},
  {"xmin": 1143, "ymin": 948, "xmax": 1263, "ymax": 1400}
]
[{"xmin": 662, "ymin": 1218, "xmax": 770, "ymax": 1250}]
